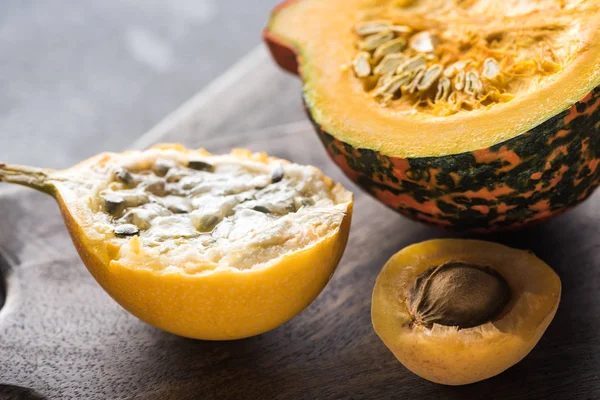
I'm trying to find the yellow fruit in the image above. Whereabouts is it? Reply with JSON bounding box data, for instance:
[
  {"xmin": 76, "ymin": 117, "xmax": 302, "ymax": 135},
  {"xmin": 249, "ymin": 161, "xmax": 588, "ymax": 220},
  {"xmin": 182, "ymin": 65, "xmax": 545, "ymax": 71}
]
[
  {"xmin": 372, "ymin": 239, "xmax": 561, "ymax": 385},
  {"xmin": 0, "ymin": 144, "xmax": 353, "ymax": 340}
]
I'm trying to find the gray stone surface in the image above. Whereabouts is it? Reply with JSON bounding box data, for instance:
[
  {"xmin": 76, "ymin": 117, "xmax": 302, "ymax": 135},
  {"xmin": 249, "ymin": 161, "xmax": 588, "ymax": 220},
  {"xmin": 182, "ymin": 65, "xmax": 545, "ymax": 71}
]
[{"xmin": 0, "ymin": 0, "xmax": 279, "ymax": 169}]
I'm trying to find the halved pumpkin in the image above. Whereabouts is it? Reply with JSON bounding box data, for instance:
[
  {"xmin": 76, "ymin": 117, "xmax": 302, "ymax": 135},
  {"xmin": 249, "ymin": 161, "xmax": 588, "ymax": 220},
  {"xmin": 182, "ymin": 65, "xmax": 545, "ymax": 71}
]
[{"xmin": 264, "ymin": 0, "xmax": 600, "ymax": 232}]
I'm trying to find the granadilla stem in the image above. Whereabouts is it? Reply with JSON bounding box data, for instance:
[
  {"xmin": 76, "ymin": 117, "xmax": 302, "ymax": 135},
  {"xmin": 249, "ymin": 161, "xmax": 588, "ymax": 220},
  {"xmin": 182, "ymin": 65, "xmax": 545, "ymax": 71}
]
[{"xmin": 0, "ymin": 163, "xmax": 56, "ymax": 194}]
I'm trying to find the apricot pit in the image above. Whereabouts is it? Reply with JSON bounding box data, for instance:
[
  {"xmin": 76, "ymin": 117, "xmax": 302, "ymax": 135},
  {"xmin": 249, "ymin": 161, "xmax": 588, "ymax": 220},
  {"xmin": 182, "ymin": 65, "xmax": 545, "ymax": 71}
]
[
  {"xmin": 409, "ymin": 262, "xmax": 510, "ymax": 330},
  {"xmin": 372, "ymin": 239, "xmax": 561, "ymax": 385}
]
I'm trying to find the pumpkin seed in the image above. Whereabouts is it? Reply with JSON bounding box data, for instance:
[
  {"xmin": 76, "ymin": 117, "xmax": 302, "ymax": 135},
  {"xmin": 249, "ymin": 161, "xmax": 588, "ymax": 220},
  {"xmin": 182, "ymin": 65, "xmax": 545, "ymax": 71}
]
[
  {"xmin": 374, "ymin": 54, "xmax": 406, "ymax": 76},
  {"xmin": 354, "ymin": 20, "xmax": 392, "ymax": 36},
  {"xmin": 403, "ymin": 67, "xmax": 426, "ymax": 94},
  {"xmin": 397, "ymin": 54, "xmax": 426, "ymax": 75},
  {"xmin": 465, "ymin": 71, "xmax": 483, "ymax": 95},
  {"xmin": 409, "ymin": 31, "xmax": 437, "ymax": 53},
  {"xmin": 482, "ymin": 58, "xmax": 500, "ymax": 79},
  {"xmin": 352, "ymin": 52, "xmax": 372, "ymax": 78},
  {"xmin": 417, "ymin": 64, "xmax": 443, "ymax": 91},
  {"xmin": 114, "ymin": 224, "xmax": 140, "ymax": 237},
  {"xmin": 435, "ymin": 77, "xmax": 451, "ymax": 102},
  {"xmin": 188, "ymin": 160, "xmax": 215, "ymax": 172},
  {"xmin": 359, "ymin": 30, "xmax": 395, "ymax": 52},
  {"xmin": 373, "ymin": 37, "xmax": 407, "ymax": 60},
  {"xmin": 350, "ymin": 15, "xmax": 535, "ymax": 114},
  {"xmin": 454, "ymin": 70, "xmax": 466, "ymax": 91},
  {"xmin": 375, "ymin": 73, "xmax": 412, "ymax": 97},
  {"xmin": 271, "ymin": 164, "xmax": 284, "ymax": 183}
]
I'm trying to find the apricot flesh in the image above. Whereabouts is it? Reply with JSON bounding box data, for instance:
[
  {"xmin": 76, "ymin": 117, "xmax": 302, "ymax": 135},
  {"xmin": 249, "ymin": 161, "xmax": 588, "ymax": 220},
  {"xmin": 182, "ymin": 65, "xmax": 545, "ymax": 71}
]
[{"xmin": 372, "ymin": 239, "xmax": 561, "ymax": 385}]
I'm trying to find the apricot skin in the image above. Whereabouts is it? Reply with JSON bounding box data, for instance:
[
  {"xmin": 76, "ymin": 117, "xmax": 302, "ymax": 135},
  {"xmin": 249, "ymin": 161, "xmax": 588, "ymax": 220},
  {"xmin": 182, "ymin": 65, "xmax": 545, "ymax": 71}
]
[{"xmin": 372, "ymin": 239, "xmax": 561, "ymax": 385}]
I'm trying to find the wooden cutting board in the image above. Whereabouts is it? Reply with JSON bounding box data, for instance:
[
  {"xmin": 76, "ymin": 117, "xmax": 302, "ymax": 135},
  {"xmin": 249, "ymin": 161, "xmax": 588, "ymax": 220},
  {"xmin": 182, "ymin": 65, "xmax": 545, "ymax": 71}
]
[{"xmin": 1, "ymin": 48, "xmax": 599, "ymax": 400}]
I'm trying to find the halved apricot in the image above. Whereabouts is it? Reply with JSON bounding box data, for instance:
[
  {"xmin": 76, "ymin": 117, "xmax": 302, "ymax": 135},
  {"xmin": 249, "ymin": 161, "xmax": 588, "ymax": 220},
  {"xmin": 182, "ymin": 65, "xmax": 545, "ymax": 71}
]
[{"xmin": 372, "ymin": 239, "xmax": 561, "ymax": 385}]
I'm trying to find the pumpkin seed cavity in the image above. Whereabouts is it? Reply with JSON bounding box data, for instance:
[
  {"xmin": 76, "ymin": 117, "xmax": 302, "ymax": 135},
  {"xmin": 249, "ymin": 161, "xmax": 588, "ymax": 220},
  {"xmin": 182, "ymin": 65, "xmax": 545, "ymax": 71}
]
[{"xmin": 348, "ymin": 8, "xmax": 567, "ymax": 116}]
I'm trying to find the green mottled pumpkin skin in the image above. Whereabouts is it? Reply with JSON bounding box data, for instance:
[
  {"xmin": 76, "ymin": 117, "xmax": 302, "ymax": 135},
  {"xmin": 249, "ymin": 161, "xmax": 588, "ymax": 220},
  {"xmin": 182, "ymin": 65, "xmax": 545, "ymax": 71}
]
[{"xmin": 307, "ymin": 86, "xmax": 600, "ymax": 232}]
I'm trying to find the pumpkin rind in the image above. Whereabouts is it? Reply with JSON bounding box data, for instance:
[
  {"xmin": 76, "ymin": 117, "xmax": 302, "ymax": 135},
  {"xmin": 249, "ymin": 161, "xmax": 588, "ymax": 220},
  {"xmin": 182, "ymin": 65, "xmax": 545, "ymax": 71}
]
[
  {"xmin": 263, "ymin": 0, "xmax": 301, "ymax": 75},
  {"xmin": 308, "ymin": 86, "xmax": 600, "ymax": 231}
]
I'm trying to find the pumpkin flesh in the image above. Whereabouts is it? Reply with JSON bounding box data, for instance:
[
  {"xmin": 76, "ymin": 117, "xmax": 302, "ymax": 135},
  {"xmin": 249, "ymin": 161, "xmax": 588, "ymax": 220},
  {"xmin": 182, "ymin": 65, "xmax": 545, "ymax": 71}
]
[{"xmin": 266, "ymin": 0, "xmax": 600, "ymax": 158}]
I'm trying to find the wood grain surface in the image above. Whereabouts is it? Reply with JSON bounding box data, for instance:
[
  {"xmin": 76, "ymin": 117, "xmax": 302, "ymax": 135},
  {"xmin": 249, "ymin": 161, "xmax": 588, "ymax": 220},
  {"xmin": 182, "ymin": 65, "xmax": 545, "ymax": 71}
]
[{"xmin": 1, "ymin": 48, "xmax": 599, "ymax": 400}]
